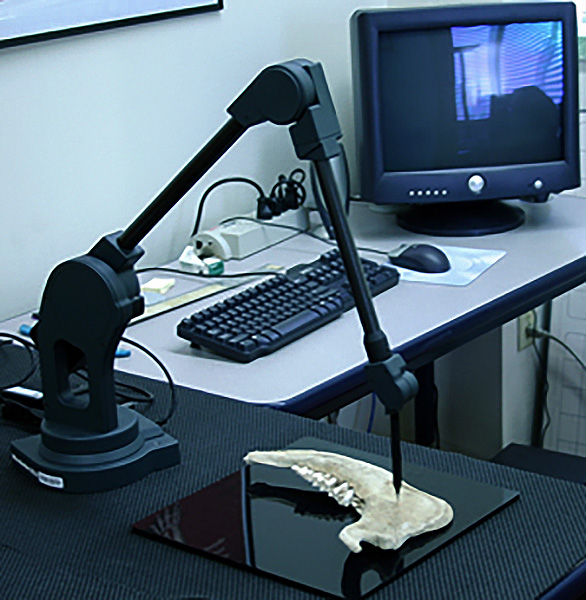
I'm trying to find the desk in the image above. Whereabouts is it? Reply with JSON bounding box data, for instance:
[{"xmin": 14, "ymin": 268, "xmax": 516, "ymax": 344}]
[
  {"xmin": 4, "ymin": 194, "xmax": 586, "ymax": 418},
  {"xmin": 122, "ymin": 194, "xmax": 586, "ymax": 414}
]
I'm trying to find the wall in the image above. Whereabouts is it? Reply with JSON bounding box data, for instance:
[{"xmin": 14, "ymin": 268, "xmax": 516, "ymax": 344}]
[{"xmin": 543, "ymin": 283, "xmax": 586, "ymax": 457}]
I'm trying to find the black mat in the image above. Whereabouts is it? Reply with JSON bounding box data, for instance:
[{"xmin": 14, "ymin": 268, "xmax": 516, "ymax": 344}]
[
  {"xmin": 1, "ymin": 364, "xmax": 586, "ymax": 599},
  {"xmin": 134, "ymin": 437, "xmax": 519, "ymax": 599}
]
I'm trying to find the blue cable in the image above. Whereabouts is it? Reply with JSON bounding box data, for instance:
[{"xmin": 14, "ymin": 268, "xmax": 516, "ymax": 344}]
[
  {"xmin": 366, "ymin": 393, "xmax": 376, "ymax": 433},
  {"xmin": 20, "ymin": 322, "xmax": 131, "ymax": 358}
]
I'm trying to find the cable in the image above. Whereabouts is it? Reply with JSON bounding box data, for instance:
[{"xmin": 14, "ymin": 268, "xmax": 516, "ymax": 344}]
[
  {"xmin": 289, "ymin": 167, "xmax": 306, "ymax": 184},
  {"xmin": 191, "ymin": 177, "xmax": 266, "ymax": 236},
  {"xmin": 0, "ymin": 333, "xmax": 38, "ymax": 391},
  {"xmin": 111, "ymin": 380, "xmax": 154, "ymax": 406},
  {"xmin": 528, "ymin": 326, "xmax": 586, "ymax": 370},
  {"xmin": 269, "ymin": 168, "xmax": 307, "ymax": 213},
  {"xmin": 0, "ymin": 333, "xmax": 172, "ymax": 429},
  {"xmin": 531, "ymin": 333, "xmax": 551, "ymax": 446},
  {"xmin": 527, "ymin": 321, "xmax": 586, "ymax": 447},
  {"xmin": 1, "ymin": 333, "xmax": 40, "ymax": 431},
  {"xmin": 219, "ymin": 215, "xmax": 392, "ymax": 258},
  {"xmin": 73, "ymin": 370, "xmax": 154, "ymax": 406},
  {"xmin": 136, "ymin": 266, "xmax": 283, "ymax": 279},
  {"xmin": 120, "ymin": 336, "xmax": 177, "ymax": 426},
  {"xmin": 366, "ymin": 393, "xmax": 376, "ymax": 433}
]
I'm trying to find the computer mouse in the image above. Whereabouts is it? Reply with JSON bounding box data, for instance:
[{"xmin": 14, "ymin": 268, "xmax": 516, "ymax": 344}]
[{"xmin": 389, "ymin": 244, "xmax": 450, "ymax": 274}]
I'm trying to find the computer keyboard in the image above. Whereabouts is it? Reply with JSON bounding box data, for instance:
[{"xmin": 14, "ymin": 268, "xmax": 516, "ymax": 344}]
[{"xmin": 177, "ymin": 249, "xmax": 399, "ymax": 362}]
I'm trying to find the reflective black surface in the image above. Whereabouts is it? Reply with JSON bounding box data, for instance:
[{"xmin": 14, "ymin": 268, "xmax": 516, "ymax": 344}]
[{"xmin": 134, "ymin": 438, "xmax": 518, "ymax": 599}]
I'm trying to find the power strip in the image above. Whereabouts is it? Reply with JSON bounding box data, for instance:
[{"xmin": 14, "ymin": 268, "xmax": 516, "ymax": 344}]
[{"xmin": 190, "ymin": 208, "xmax": 310, "ymax": 260}]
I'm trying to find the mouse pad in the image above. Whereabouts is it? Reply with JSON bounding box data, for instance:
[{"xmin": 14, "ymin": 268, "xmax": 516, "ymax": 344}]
[
  {"xmin": 133, "ymin": 438, "xmax": 519, "ymax": 599},
  {"xmin": 395, "ymin": 245, "xmax": 506, "ymax": 286}
]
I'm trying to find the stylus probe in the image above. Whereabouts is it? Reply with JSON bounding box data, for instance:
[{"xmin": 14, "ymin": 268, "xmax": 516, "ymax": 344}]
[{"xmin": 390, "ymin": 412, "xmax": 402, "ymax": 496}]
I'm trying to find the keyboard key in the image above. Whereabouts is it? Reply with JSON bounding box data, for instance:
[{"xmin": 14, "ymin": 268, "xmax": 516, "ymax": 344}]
[{"xmin": 271, "ymin": 309, "xmax": 323, "ymax": 337}]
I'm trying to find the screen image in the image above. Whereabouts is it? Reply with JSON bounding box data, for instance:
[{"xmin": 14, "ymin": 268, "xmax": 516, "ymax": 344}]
[{"xmin": 379, "ymin": 20, "xmax": 564, "ymax": 173}]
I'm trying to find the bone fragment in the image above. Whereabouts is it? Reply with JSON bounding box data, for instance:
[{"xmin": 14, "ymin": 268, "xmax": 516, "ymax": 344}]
[{"xmin": 244, "ymin": 449, "xmax": 453, "ymax": 553}]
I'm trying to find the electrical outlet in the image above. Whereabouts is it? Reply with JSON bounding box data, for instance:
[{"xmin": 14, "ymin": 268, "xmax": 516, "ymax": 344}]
[
  {"xmin": 191, "ymin": 207, "xmax": 309, "ymax": 260},
  {"xmin": 517, "ymin": 311, "xmax": 536, "ymax": 351}
]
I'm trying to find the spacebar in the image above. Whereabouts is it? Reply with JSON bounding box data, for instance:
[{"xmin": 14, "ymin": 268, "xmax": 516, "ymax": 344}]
[{"xmin": 271, "ymin": 310, "xmax": 325, "ymax": 337}]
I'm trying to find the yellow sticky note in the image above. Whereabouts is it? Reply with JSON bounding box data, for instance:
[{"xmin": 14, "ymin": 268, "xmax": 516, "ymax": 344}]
[{"xmin": 141, "ymin": 277, "xmax": 175, "ymax": 294}]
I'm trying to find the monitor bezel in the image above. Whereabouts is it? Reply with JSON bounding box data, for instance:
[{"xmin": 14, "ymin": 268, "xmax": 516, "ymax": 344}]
[{"xmin": 351, "ymin": 2, "xmax": 580, "ymax": 207}]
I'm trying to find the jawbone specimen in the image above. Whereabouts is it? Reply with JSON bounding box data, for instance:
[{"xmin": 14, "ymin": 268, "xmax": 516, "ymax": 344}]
[{"xmin": 244, "ymin": 449, "xmax": 453, "ymax": 553}]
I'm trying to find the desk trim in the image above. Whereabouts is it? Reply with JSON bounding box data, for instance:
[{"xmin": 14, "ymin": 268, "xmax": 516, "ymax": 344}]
[
  {"xmin": 274, "ymin": 255, "xmax": 586, "ymax": 416},
  {"xmin": 400, "ymin": 255, "xmax": 586, "ymax": 368}
]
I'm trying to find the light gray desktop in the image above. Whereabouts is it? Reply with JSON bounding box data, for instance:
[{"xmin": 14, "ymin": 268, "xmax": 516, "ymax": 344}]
[{"xmin": 8, "ymin": 193, "xmax": 582, "ymax": 418}]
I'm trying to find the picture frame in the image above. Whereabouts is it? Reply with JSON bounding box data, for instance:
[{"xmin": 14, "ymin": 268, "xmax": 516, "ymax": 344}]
[{"xmin": 0, "ymin": 0, "xmax": 224, "ymax": 49}]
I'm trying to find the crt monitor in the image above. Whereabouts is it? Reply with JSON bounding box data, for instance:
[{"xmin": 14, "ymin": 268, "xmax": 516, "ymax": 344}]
[{"xmin": 351, "ymin": 2, "xmax": 580, "ymax": 236}]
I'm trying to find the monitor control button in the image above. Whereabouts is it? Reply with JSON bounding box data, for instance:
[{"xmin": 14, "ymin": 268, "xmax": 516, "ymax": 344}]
[
  {"xmin": 468, "ymin": 174, "xmax": 485, "ymax": 194},
  {"xmin": 533, "ymin": 179, "xmax": 544, "ymax": 190}
]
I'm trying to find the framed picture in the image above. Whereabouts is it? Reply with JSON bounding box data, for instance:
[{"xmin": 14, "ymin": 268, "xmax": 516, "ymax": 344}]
[{"xmin": 0, "ymin": 0, "xmax": 224, "ymax": 49}]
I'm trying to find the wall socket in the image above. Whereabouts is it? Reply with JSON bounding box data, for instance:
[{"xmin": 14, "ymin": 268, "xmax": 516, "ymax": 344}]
[
  {"xmin": 191, "ymin": 207, "xmax": 310, "ymax": 260},
  {"xmin": 517, "ymin": 311, "xmax": 536, "ymax": 351}
]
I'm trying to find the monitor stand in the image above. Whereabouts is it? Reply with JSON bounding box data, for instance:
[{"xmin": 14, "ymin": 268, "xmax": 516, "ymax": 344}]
[{"xmin": 396, "ymin": 200, "xmax": 525, "ymax": 237}]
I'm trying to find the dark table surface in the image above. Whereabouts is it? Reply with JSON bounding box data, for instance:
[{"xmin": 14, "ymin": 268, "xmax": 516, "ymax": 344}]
[{"xmin": 1, "ymin": 369, "xmax": 585, "ymax": 600}]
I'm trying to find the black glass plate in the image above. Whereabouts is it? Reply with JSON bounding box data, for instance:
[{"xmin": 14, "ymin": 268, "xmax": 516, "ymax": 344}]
[{"xmin": 133, "ymin": 437, "xmax": 519, "ymax": 599}]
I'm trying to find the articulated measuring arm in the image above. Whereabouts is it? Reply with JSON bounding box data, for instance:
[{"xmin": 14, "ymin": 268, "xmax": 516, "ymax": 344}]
[
  {"xmin": 231, "ymin": 60, "xmax": 419, "ymax": 492},
  {"xmin": 15, "ymin": 59, "xmax": 416, "ymax": 494}
]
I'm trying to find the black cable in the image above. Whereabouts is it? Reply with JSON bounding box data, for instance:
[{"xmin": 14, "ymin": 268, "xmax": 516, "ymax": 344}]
[
  {"xmin": 0, "ymin": 333, "xmax": 38, "ymax": 391},
  {"xmin": 191, "ymin": 177, "xmax": 266, "ymax": 236},
  {"xmin": 0, "ymin": 333, "xmax": 168, "ymax": 427},
  {"xmin": 218, "ymin": 215, "xmax": 392, "ymax": 258},
  {"xmin": 529, "ymin": 328, "xmax": 586, "ymax": 370},
  {"xmin": 526, "ymin": 305, "xmax": 586, "ymax": 447},
  {"xmin": 120, "ymin": 336, "xmax": 177, "ymax": 426},
  {"xmin": 289, "ymin": 167, "xmax": 306, "ymax": 183},
  {"xmin": 74, "ymin": 370, "xmax": 154, "ymax": 406},
  {"xmin": 136, "ymin": 266, "xmax": 283, "ymax": 279},
  {"xmin": 532, "ymin": 335, "xmax": 551, "ymax": 446},
  {"xmin": 111, "ymin": 380, "xmax": 155, "ymax": 405},
  {"xmin": 269, "ymin": 168, "xmax": 307, "ymax": 212},
  {"xmin": 527, "ymin": 308, "xmax": 552, "ymax": 447}
]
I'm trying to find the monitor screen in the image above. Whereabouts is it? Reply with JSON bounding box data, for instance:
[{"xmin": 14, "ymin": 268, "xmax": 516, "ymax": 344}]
[{"xmin": 351, "ymin": 2, "xmax": 580, "ymax": 236}]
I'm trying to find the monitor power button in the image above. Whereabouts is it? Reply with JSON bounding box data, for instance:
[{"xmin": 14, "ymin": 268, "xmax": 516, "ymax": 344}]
[{"xmin": 468, "ymin": 174, "xmax": 485, "ymax": 194}]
